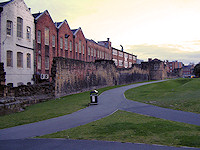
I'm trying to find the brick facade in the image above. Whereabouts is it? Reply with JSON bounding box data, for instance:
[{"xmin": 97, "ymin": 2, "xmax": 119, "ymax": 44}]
[
  {"xmin": 56, "ymin": 20, "xmax": 74, "ymax": 59},
  {"xmin": 33, "ymin": 10, "xmax": 57, "ymax": 82},
  {"xmin": 71, "ymin": 28, "xmax": 87, "ymax": 61}
]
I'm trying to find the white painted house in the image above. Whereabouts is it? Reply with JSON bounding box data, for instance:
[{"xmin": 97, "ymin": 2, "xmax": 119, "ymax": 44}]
[{"xmin": 0, "ymin": 0, "xmax": 35, "ymax": 87}]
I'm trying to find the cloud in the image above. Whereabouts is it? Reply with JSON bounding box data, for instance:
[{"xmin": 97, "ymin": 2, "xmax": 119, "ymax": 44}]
[{"xmin": 126, "ymin": 44, "xmax": 200, "ymax": 65}]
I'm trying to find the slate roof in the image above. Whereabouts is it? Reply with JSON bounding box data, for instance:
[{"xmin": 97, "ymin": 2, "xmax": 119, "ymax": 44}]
[
  {"xmin": 55, "ymin": 22, "xmax": 62, "ymax": 28},
  {"xmin": 32, "ymin": 12, "xmax": 42, "ymax": 19},
  {"xmin": 71, "ymin": 29, "xmax": 78, "ymax": 34},
  {"xmin": 0, "ymin": 0, "xmax": 12, "ymax": 7}
]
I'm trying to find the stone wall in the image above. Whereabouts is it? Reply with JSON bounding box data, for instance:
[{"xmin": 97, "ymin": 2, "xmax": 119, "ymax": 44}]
[
  {"xmin": 52, "ymin": 57, "xmax": 149, "ymax": 97},
  {"xmin": 0, "ymin": 82, "xmax": 54, "ymax": 115}
]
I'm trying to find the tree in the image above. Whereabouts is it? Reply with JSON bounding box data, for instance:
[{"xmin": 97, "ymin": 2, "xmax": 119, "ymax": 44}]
[{"xmin": 194, "ymin": 63, "xmax": 200, "ymax": 77}]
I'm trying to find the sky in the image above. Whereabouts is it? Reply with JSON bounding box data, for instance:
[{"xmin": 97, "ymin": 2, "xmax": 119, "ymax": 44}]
[{"xmin": 6, "ymin": 0, "xmax": 200, "ymax": 64}]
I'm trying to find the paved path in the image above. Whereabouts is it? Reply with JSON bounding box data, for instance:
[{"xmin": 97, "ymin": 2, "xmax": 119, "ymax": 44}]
[{"xmin": 0, "ymin": 80, "xmax": 200, "ymax": 150}]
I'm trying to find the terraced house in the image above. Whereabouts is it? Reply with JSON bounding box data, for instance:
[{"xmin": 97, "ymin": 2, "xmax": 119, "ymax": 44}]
[
  {"xmin": 0, "ymin": 0, "xmax": 35, "ymax": 87},
  {"xmin": 1, "ymin": 0, "xmax": 138, "ymax": 85}
]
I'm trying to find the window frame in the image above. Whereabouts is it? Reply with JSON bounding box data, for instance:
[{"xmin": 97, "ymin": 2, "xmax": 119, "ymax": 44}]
[
  {"xmin": 17, "ymin": 52, "xmax": 23, "ymax": 68},
  {"xmin": 17, "ymin": 17, "xmax": 23, "ymax": 38},
  {"xmin": 7, "ymin": 50, "xmax": 13, "ymax": 67},
  {"xmin": 6, "ymin": 20, "xmax": 12, "ymax": 36}
]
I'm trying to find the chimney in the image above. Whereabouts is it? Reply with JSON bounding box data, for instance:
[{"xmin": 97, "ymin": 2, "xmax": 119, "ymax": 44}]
[
  {"xmin": 148, "ymin": 58, "xmax": 152, "ymax": 62},
  {"xmin": 120, "ymin": 45, "xmax": 123, "ymax": 52},
  {"xmin": 107, "ymin": 38, "xmax": 110, "ymax": 41}
]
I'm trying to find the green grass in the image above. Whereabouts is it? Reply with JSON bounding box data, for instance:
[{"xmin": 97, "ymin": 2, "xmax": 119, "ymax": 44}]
[
  {"xmin": 0, "ymin": 84, "xmax": 126, "ymax": 129},
  {"xmin": 39, "ymin": 110, "xmax": 200, "ymax": 148},
  {"xmin": 125, "ymin": 78, "xmax": 200, "ymax": 113}
]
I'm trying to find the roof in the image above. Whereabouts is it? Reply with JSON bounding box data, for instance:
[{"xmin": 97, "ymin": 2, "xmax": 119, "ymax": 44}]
[
  {"xmin": 32, "ymin": 12, "xmax": 42, "ymax": 19},
  {"xmin": 71, "ymin": 29, "xmax": 78, "ymax": 34},
  {"xmin": 0, "ymin": 0, "xmax": 12, "ymax": 7},
  {"xmin": 55, "ymin": 20, "xmax": 69, "ymax": 29}
]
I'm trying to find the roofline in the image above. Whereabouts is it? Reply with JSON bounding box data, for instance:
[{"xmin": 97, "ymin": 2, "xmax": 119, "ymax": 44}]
[
  {"xmin": 34, "ymin": 10, "xmax": 54, "ymax": 25},
  {"xmin": 0, "ymin": 0, "xmax": 13, "ymax": 7},
  {"xmin": 56, "ymin": 19, "xmax": 70, "ymax": 29}
]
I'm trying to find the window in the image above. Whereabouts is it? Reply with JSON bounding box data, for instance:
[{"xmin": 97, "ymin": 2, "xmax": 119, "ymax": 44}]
[
  {"xmin": 70, "ymin": 41, "xmax": 72, "ymax": 51},
  {"xmin": 119, "ymin": 51, "xmax": 123, "ymax": 57},
  {"xmin": 82, "ymin": 45, "xmax": 85, "ymax": 54},
  {"xmin": 27, "ymin": 53, "xmax": 31, "ymax": 68},
  {"xmin": 94, "ymin": 49, "xmax": 96, "ymax": 57},
  {"xmin": 91, "ymin": 48, "xmax": 93, "ymax": 56},
  {"xmin": 79, "ymin": 40, "xmax": 81, "ymax": 53},
  {"xmin": 38, "ymin": 55, "xmax": 41, "ymax": 70},
  {"xmin": 52, "ymin": 35, "xmax": 55, "ymax": 47},
  {"xmin": 113, "ymin": 59, "xmax": 118, "ymax": 66},
  {"xmin": 7, "ymin": 20, "xmax": 12, "ymax": 36},
  {"xmin": 45, "ymin": 27, "xmax": 49, "ymax": 45},
  {"xmin": 60, "ymin": 37, "xmax": 63, "ymax": 49},
  {"xmin": 17, "ymin": 52, "xmax": 23, "ymax": 68},
  {"xmin": 7, "ymin": 51, "xmax": 13, "ymax": 67},
  {"xmin": 112, "ymin": 50, "xmax": 117, "ymax": 56},
  {"xmin": 45, "ymin": 56, "xmax": 49, "ymax": 70},
  {"xmin": 17, "ymin": 17, "xmax": 23, "ymax": 38},
  {"xmin": 75, "ymin": 43, "xmax": 78, "ymax": 52},
  {"xmin": 26, "ymin": 26, "xmax": 31, "ymax": 40},
  {"xmin": 88, "ymin": 47, "xmax": 90, "ymax": 56},
  {"xmin": 37, "ymin": 30, "xmax": 41, "ymax": 43},
  {"xmin": 65, "ymin": 38, "xmax": 68, "ymax": 50},
  {"xmin": 119, "ymin": 60, "xmax": 123, "ymax": 66}
]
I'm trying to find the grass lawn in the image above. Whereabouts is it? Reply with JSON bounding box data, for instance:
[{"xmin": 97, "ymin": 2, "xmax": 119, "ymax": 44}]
[
  {"xmin": 125, "ymin": 78, "xmax": 200, "ymax": 113},
  {"xmin": 0, "ymin": 84, "xmax": 126, "ymax": 129},
  {"xmin": 38, "ymin": 110, "xmax": 200, "ymax": 148}
]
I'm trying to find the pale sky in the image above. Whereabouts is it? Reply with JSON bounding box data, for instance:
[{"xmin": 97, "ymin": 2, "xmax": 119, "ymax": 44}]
[{"xmin": 7, "ymin": 0, "xmax": 200, "ymax": 64}]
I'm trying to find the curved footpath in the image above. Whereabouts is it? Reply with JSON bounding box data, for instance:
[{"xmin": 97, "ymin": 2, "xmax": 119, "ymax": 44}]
[{"xmin": 0, "ymin": 80, "xmax": 200, "ymax": 150}]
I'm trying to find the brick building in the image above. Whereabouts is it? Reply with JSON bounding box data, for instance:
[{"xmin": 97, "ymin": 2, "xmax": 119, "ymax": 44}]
[
  {"xmin": 112, "ymin": 47, "xmax": 137, "ymax": 68},
  {"xmin": 33, "ymin": 10, "xmax": 57, "ymax": 82},
  {"xmin": 182, "ymin": 65, "xmax": 194, "ymax": 78},
  {"xmin": 55, "ymin": 20, "xmax": 74, "ymax": 59},
  {"xmin": 166, "ymin": 60, "xmax": 183, "ymax": 73},
  {"xmin": 86, "ymin": 39, "xmax": 112, "ymax": 62},
  {"xmin": 71, "ymin": 28, "xmax": 87, "ymax": 61}
]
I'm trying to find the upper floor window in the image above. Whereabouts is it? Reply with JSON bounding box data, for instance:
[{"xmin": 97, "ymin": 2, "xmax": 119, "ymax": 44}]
[
  {"xmin": 45, "ymin": 27, "xmax": 49, "ymax": 45},
  {"xmin": 37, "ymin": 30, "xmax": 41, "ymax": 43},
  {"xmin": 83, "ymin": 45, "xmax": 85, "ymax": 54},
  {"xmin": 27, "ymin": 53, "xmax": 31, "ymax": 68},
  {"xmin": 65, "ymin": 38, "xmax": 68, "ymax": 50},
  {"xmin": 52, "ymin": 35, "xmax": 55, "ymax": 47},
  {"xmin": 6, "ymin": 20, "xmax": 12, "ymax": 36},
  {"xmin": 112, "ymin": 50, "xmax": 117, "ymax": 56},
  {"xmin": 79, "ymin": 40, "xmax": 82, "ymax": 53},
  {"xmin": 17, "ymin": 17, "xmax": 23, "ymax": 38},
  {"xmin": 7, "ymin": 50, "xmax": 13, "ymax": 67},
  {"xmin": 60, "ymin": 37, "xmax": 63, "ymax": 49},
  {"xmin": 17, "ymin": 52, "xmax": 23, "ymax": 68},
  {"xmin": 75, "ymin": 43, "xmax": 78, "ymax": 52},
  {"xmin": 26, "ymin": 26, "xmax": 31, "ymax": 40},
  {"xmin": 88, "ymin": 47, "xmax": 90, "ymax": 56}
]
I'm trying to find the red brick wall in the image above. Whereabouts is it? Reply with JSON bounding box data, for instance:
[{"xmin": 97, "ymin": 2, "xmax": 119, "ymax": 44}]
[
  {"xmin": 35, "ymin": 11, "xmax": 57, "ymax": 79},
  {"xmin": 73, "ymin": 29, "xmax": 87, "ymax": 61},
  {"xmin": 57, "ymin": 21, "xmax": 74, "ymax": 59}
]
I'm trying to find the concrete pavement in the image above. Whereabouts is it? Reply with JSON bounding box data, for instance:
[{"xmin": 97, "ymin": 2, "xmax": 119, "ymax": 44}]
[{"xmin": 0, "ymin": 80, "xmax": 200, "ymax": 149}]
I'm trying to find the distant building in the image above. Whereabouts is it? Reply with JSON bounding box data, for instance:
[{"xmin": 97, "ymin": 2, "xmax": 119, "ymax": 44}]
[
  {"xmin": 166, "ymin": 60, "xmax": 183, "ymax": 73},
  {"xmin": 182, "ymin": 65, "xmax": 194, "ymax": 77},
  {"xmin": 0, "ymin": 0, "xmax": 35, "ymax": 87},
  {"xmin": 112, "ymin": 47, "xmax": 137, "ymax": 68}
]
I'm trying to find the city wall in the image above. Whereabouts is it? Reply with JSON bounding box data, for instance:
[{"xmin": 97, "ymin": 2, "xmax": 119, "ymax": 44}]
[{"xmin": 53, "ymin": 57, "xmax": 149, "ymax": 97}]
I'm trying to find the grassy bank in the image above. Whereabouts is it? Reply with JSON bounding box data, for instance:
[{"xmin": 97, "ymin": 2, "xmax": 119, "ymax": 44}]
[
  {"xmin": 125, "ymin": 78, "xmax": 200, "ymax": 113},
  {"xmin": 0, "ymin": 85, "xmax": 125, "ymax": 129},
  {"xmin": 39, "ymin": 110, "xmax": 200, "ymax": 148}
]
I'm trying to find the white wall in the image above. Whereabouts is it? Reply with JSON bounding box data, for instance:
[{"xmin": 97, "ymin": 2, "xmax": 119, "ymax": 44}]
[{"xmin": 0, "ymin": 0, "xmax": 35, "ymax": 86}]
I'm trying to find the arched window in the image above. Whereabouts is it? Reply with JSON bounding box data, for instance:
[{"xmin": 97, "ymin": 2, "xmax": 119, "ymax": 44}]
[
  {"xmin": 17, "ymin": 17, "xmax": 23, "ymax": 38},
  {"xmin": 17, "ymin": 52, "xmax": 23, "ymax": 68}
]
